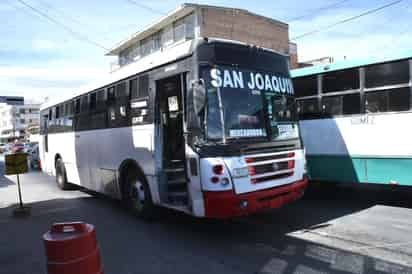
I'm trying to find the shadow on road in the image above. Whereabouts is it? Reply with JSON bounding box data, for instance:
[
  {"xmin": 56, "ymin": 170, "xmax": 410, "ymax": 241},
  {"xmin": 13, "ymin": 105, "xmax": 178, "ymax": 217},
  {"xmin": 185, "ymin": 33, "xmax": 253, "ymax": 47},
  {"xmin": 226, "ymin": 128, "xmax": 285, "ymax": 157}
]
[{"xmin": 1, "ymin": 193, "xmax": 411, "ymax": 274}]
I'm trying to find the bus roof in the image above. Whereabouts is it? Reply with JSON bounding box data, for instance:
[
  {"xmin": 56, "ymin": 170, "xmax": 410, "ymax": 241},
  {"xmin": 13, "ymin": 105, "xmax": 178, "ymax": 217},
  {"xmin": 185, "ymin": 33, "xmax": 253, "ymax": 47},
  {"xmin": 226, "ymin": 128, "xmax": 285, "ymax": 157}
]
[
  {"xmin": 290, "ymin": 49, "xmax": 412, "ymax": 78},
  {"xmin": 41, "ymin": 39, "xmax": 195, "ymax": 110}
]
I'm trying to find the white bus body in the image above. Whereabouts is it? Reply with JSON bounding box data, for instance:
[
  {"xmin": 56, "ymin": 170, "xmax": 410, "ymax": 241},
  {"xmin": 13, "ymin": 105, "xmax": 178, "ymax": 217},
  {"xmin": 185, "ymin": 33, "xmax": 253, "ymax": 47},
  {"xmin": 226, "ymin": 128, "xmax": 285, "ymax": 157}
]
[{"xmin": 40, "ymin": 39, "xmax": 307, "ymax": 218}]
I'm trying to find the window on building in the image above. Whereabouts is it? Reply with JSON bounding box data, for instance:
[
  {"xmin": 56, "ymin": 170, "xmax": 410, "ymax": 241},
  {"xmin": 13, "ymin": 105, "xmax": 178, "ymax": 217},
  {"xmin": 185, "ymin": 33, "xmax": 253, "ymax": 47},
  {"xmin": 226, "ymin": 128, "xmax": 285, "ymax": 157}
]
[
  {"xmin": 322, "ymin": 96, "xmax": 342, "ymax": 116},
  {"xmin": 153, "ymin": 32, "xmax": 161, "ymax": 51},
  {"xmin": 342, "ymin": 93, "xmax": 361, "ymax": 115},
  {"xmin": 297, "ymin": 98, "xmax": 320, "ymax": 119},
  {"xmin": 20, "ymin": 119, "xmax": 25, "ymax": 124},
  {"xmin": 173, "ymin": 17, "xmax": 186, "ymax": 42},
  {"xmin": 140, "ymin": 36, "xmax": 154, "ymax": 56},
  {"xmin": 365, "ymin": 60, "xmax": 410, "ymax": 88},
  {"xmin": 184, "ymin": 13, "xmax": 195, "ymax": 39},
  {"xmin": 161, "ymin": 26, "xmax": 174, "ymax": 47},
  {"xmin": 293, "ymin": 75, "xmax": 318, "ymax": 97},
  {"xmin": 322, "ymin": 68, "xmax": 359, "ymax": 93}
]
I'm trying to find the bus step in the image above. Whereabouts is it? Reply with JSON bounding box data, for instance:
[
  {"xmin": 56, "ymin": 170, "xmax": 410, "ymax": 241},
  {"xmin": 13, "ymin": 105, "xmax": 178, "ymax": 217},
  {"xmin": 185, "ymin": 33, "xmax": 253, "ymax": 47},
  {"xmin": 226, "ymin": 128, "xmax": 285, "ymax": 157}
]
[
  {"xmin": 168, "ymin": 191, "xmax": 188, "ymax": 204},
  {"xmin": 168, "ymin": 178, "xmax": 187, "ymax": 185},
  {"xmin": 165, "ymin": 167, "xmax": 185, "ymax": 173},
  {"xmin": 167, "ymin": 160, "xmax": 185, "ymax": 168}
]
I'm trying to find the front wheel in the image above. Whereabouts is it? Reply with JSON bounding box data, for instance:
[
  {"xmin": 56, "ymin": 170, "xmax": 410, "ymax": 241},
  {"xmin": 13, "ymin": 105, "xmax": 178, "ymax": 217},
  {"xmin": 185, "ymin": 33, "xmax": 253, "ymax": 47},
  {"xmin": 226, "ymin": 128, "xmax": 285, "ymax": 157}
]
[
  {"xmin": 122, "ymin": 168, "xmax": 155, "ymax": 219},
  {"xmin": 55, "ymin": 159, "xmax": 70, "ymax": 190}
]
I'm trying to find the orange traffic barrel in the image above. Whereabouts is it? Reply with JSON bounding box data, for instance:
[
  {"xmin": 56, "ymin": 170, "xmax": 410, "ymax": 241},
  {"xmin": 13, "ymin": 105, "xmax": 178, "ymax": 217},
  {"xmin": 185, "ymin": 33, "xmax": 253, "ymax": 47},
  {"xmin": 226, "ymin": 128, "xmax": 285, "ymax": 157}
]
[{"xmin": 43, "ymin": 222, "xmax": 103, "ymax": 274}]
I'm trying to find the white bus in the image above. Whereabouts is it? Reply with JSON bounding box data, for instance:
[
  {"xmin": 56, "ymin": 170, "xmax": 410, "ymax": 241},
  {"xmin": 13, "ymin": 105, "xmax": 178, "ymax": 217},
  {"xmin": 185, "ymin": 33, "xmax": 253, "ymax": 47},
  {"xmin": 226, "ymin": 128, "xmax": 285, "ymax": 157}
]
[
  {"xmin": 291, "ymin": 52, "xmax": 412, "ymax": 187},
  {"xmin": 39, "ymin": 39, "xmax": 307, "ymax": 219}
]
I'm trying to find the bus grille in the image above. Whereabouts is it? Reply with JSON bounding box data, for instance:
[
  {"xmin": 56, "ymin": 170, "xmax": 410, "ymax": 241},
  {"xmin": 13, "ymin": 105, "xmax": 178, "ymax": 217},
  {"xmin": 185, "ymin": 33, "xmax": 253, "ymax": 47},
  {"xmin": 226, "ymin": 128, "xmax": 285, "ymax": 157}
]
[{"xmin": 245, "ymin": 152, "xmax": 295, "ymax": 184}]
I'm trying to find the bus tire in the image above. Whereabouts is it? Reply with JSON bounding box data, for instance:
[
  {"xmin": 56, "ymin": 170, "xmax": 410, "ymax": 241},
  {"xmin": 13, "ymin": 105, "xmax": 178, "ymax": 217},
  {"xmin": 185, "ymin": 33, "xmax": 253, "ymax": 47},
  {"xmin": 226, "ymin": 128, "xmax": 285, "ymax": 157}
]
[
  {"xmin": 55, "ymin": 158, "xmax": 70, "ymax": 190},
  {"xmin": 121, "ymin": 167, "xmax": 154, "ymax": 219}
]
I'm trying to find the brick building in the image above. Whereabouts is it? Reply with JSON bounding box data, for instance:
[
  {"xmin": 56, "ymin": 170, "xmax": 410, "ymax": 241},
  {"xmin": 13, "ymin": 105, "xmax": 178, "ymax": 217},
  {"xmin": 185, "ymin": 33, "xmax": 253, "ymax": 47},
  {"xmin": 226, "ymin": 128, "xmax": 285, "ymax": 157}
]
[{"xmin": 107, "ymin": 3, "xmax": 291, "ymax": 70}]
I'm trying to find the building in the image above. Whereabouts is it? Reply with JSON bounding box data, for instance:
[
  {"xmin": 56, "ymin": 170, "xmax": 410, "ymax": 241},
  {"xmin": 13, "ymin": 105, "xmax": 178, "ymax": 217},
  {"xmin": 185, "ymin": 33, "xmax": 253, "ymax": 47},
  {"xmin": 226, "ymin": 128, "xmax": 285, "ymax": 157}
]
[
  {"xmin": 107, "ymin": 3, "xmax": 290, "ymax": 70},
  {"xmin": 0, "ymin": 103, "xmax": 41, "ymax": 143},
  {"xmin": 0, "ymin": 96, "xmax": 24, "ymax": 106}
]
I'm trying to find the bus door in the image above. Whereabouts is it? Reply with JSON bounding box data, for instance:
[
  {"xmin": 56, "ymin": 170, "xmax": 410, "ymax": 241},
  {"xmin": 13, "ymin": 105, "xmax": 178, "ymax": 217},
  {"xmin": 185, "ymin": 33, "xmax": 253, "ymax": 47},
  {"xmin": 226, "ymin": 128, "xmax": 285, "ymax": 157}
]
[
  {"xmin": 41, "ymin": 113, "xmax": 49, "ymax": 171},
  {"xmin": 156, "ymin": 74, "xmax": 189, "ymax": 205}
]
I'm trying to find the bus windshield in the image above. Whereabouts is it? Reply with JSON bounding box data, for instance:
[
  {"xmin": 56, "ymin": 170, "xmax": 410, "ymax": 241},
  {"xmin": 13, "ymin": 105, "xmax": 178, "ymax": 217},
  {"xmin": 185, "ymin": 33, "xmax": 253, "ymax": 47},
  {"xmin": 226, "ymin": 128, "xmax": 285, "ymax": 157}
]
[{"xmin": 202, "ymin": 65, "xmax": 298, "ymax": 142}]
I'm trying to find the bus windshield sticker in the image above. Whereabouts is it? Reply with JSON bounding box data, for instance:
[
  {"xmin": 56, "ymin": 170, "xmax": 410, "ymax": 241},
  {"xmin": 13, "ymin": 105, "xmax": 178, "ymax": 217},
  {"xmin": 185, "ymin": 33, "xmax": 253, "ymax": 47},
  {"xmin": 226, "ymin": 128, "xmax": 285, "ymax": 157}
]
[
  {"xmin": 229, "ymin": 129, "xmax": 266, "ymax": 137},
  {"xmin": 131, "ymin": 100, "xmax": 147, "ymax": 109},
  {"xmin": 168, "ymin": 96, "xmax": 179, "ymax": 112},
  {"xmin": 277, "ymin": 124, "xmax": 297, "ymax": 138}
]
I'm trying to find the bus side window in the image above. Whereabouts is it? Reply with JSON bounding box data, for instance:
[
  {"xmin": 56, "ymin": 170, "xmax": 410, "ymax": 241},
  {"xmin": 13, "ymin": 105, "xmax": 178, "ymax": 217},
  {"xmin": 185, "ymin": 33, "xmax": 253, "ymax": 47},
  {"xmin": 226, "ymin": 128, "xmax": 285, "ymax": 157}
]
[
  {"xmin": 365, "ymin": 60, "xmax": 410, "ymax": 88},
  {"xmin": 293, "ymin": 75, "xmax": 317, "ymax": 97},
  {"xmin": 342, "ymin": 93, "xmax": 360, "ymax": 115},
  {"xmin": 74, "ymin": 98, "xmax": 81, "ymax": 131},
  {"xmin": 130, "ymin": 75, "xmax": 151, "ymax": 125},
  {"xmin": 322, "ymin": 96, "xmax": 342, "ymax": 117},
  {"xmin": 107, "ymin": 86, "xmax": 117, "ymax": 126},
  {"xmin": 365, "ymin": 91, "xmax": 388, "ymax": 113},
  {"xmin": 365, "ymin": 88, "xmax": 411, "ymax": 113},
  {"xmin": 297, "ymin": 98, "xmax": 320, "ymax": 120},
  {"xmin": 65, "ymin": 101, "xmax": 74, "ymax": 132}
]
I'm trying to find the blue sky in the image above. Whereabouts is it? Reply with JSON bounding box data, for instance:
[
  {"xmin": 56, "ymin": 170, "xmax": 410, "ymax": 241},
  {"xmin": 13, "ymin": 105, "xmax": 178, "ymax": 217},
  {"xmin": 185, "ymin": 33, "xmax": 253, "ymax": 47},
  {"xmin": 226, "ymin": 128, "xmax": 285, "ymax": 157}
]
[{"xmin": 1, "ymin": 0, "xmax": 411, "ymax": 101}]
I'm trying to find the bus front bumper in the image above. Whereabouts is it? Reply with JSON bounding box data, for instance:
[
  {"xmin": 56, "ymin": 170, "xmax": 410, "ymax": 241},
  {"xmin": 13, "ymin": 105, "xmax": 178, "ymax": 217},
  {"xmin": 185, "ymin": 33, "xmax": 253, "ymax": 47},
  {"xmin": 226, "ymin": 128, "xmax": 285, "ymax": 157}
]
[{"xmin": 203, "ymin": 177, "xmax": 308, "ymax": 219}]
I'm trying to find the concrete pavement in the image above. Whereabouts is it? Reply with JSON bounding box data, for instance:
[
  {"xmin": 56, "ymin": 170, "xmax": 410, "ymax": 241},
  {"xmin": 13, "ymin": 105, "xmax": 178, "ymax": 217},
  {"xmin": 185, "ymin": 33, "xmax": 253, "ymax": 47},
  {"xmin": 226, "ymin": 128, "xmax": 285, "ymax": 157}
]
[{"xmin": 1, "ymin": 157, "xmax": 412, "ymax": 274}]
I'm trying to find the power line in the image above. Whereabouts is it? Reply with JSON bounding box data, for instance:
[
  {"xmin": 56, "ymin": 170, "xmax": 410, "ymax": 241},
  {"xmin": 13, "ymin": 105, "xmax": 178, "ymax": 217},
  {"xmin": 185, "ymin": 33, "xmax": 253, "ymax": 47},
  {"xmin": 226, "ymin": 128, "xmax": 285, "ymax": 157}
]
[
  {"xmin": 291, "ymin": 0, "xmax": 403, "ymax": 41},
  {"xmin": 123, "ymin": 0, "xmax": 166, "ymax": 15},
  {"xmin": 15, "ymin": 0, "xmax": 110, "ymax": 51},
  {"xmin": 288, "ymin": 0, "xmax": 351, "ymax": 22},
  {"xmin": 32, "ymin": 0, "xmax": 116, "ymax": 42}
]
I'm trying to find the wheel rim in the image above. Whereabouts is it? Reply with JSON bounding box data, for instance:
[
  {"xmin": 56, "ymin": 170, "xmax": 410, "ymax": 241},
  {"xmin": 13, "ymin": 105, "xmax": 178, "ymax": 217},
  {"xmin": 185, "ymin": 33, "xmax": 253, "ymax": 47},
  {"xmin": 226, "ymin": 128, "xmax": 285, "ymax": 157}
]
[{"xmin": 130, "ymin": 180, "xmax": 145, "ymax": 210}]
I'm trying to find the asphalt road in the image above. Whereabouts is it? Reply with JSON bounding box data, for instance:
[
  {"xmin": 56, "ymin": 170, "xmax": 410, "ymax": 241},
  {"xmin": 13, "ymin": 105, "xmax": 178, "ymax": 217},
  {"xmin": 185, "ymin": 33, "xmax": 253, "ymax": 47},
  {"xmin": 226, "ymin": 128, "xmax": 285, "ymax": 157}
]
[{"xmin": 1, "ymin": 157, "xmax": 412, "ymax": 274}]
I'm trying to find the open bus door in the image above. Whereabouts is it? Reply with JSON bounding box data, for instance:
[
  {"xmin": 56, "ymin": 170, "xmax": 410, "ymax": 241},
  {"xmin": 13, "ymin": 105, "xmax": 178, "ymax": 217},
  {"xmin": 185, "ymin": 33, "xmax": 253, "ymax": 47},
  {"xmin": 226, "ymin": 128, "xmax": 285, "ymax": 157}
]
[{"xmin": 155, "ymin": 74, "xmax": 189, "ymax": 206}]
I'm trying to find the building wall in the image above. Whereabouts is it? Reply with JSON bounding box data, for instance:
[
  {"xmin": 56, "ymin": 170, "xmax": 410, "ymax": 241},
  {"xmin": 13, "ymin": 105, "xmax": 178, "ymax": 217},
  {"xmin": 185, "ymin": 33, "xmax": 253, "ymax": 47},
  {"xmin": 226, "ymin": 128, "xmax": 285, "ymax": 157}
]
[
  {"xmin": 289, "ymin": 42, "xmax": 299, "ymax": 69},
  {"xmin": 199, "ymin": 7, "xmax": 289, "ymax": 55},
  {"xmin": 0, "ymin": 104, "xmax": 40, "ymax": 142},
  {"xmin": 0, "ymin": 96, "xmax": 24, "ymax": 105}
]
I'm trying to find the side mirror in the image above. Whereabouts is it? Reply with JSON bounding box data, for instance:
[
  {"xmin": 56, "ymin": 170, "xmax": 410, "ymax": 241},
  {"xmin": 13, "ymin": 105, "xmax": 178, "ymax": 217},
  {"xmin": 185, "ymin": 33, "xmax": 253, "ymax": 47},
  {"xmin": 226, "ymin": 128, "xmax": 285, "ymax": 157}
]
[
  {"xmin": 187, "ymin": 79, "xmax": 206, "ymax": 131},
  {"xmin": 192, "ymin": 79, "xmax": 206, "ymax": 115}
]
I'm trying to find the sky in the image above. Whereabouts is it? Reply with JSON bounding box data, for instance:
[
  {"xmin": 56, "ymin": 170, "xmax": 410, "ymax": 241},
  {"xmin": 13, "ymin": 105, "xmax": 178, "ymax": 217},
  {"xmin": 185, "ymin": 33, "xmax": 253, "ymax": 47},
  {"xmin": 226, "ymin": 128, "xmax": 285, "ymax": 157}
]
[{"xmin": 0, "ymin": 0, "xmax": 411, "ymax": 102}]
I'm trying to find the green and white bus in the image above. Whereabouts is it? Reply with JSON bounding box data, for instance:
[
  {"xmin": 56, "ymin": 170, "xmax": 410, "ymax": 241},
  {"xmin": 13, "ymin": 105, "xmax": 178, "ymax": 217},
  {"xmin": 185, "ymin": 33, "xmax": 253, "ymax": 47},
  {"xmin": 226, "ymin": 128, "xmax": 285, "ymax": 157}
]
[{"xmin": 291, "ymin": 51, "xmax": 412, "ymax": 186}]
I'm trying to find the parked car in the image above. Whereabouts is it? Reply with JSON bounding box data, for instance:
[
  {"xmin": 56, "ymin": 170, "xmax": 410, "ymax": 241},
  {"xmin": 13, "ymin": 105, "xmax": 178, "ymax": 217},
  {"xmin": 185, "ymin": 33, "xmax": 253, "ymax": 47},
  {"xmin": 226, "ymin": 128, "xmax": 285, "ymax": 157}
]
[
  {"xmin": 11, "ymin": 143, "xmax": 25, "ymax": 154},
  {"xmin": 0, "ymin": 143, "xmax": 6, "ymax": 153},
  {"xmin": 26, "ymin": 142, "xmax": 40, "ymax": 169}
]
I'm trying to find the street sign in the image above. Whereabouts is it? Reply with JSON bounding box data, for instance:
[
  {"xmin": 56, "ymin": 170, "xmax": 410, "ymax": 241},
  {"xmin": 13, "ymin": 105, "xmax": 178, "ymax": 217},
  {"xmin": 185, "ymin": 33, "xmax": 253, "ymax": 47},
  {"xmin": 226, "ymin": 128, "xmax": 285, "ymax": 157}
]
[{"xmin": 5, "ymin": 153, "xmax": 28, "ymax": 175}]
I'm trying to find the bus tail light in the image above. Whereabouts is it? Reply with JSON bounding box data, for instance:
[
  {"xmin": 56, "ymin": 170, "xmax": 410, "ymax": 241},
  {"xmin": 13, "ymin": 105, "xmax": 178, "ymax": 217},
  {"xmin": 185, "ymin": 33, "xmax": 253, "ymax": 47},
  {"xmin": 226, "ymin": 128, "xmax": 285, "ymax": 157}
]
[
  {"xmin": 212, "ymin": 164, "xmax": 224, "ymax": 175},
  {"xmin": 287, "ymin": 152, "xmax": 295, "ymax": 169},
  {"xmin": 211, "ymin": 176, "xmax": 219, "ymax": 184}
]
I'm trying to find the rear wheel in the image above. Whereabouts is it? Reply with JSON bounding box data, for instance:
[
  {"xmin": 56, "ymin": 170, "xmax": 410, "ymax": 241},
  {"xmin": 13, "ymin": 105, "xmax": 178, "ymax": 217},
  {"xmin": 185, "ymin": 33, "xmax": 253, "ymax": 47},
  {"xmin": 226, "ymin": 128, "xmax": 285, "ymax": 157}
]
[
  {"xmin": 122, "ymin": 167, "xmax": 154, "ymax": 219},
  {"xmin": 55, "ymin": 158, "xmax": 70, "ymax": 190}
]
